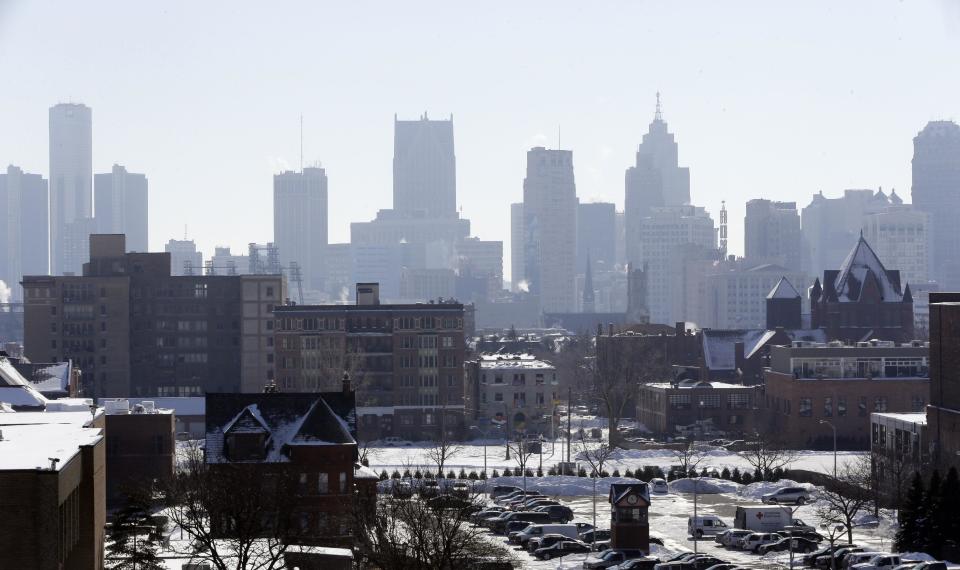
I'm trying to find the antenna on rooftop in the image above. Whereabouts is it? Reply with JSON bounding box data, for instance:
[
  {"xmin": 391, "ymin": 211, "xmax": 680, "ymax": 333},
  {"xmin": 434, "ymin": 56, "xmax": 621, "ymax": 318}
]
[
  {"xmin": 655, "ymin": 91, "xmax": 663, "ymax": 121},
  {"xmin": 719, "ymin": 201, "xmax": 728, "ymax": 258},
  {"xmin": 300, "ymin": 114, "xmax": 304, "ymax": 173}
]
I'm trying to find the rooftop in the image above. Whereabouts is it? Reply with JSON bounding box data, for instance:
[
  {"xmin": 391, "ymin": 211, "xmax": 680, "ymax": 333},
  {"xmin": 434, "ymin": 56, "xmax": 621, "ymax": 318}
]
[
  {"xmin": 644, "ymin": 380, "xmax": 754, "ymax": 390},
  {"xmin": 0, "ymin": 423, "xmax": 103, "ymax": 471},
  {"xmin": 477, "ymin": 353, "xmax": 555, "ymax": 369},
  {"xmin": 872, "ymin": 411, "xmax": 927, "ymax": 425}
]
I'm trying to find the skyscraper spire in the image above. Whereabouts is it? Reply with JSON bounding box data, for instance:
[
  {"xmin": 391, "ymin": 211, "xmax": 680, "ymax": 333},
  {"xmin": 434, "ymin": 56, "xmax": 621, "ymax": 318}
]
[{"xmin": 654, "ymin": 91, "xmax": 663, "ymax": 121}]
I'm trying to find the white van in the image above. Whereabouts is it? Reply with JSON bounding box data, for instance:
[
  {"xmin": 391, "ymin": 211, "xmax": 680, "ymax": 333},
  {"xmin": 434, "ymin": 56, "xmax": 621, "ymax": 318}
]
[
  {"xmin": 688, "ymin": 515, "xmax": 728, "ymax": 538},
  {"xmin": 516, "ymin": 523, "xmax": 579, "ymax": 547}
]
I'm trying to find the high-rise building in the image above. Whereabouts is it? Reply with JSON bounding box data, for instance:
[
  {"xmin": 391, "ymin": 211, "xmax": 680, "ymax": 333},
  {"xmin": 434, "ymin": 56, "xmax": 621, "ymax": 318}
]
[
  {"xmin": 625, "ymin": 94, "xmax": 691, "ymax": 266},
  {"xmin": 744, "ymin": 199, "xmax": 801, "ymax": 268},
  {"xmin": 94, "ymin": 164, "xmax": 148, "ymax": 252},
  {"xmin": 911, "ymin": 121, "xmax": 960, "ymax": 288},
  {"xmin": 273, "ymin": 167, "xmax": 328, "ymax": 290},
  {"xmin": 577, "ymin": 201, "xmax": 617, "ymax": 272},
  {"xmin": 522, "ymin": 147, "xmax": 578, "ymax": 313},
  {"xmin": 393, "ymin": 113, "xmax": 456, "ymax": 219},
  {"xmin": 801, "ymin": 188, "xmax": 891, "ymax": 279},
  {"xmin": 638, "ymin": 205, "xmax": 716, "ymax": 324},
  {"xmin": 0, "ymin": 166, "xmax": 48, "ymax": 297},
  {"xmin": 49, "ymin": 103, "xmax": 93, "ymax": 276},
  {"xmin": 510, "ymin": 202, "xmax": 524, "ymax": 291},
  {"xmin": 454, "ymin": 237, "xmax": 503, "ymax": 300},
  {"xmin": 207, "ymin": 246, "xmax": 248, "ymax": 275},
  {"xmin": 164, "ymin": 239, "xmax": 203, "ymax": 276},
  {"xmin": 862, "ymin": 201, "xmax": 929, "ymax": 289},
  {"xmin": 22, "ymin": 234, "xmax": 283, "ymax": 397}
]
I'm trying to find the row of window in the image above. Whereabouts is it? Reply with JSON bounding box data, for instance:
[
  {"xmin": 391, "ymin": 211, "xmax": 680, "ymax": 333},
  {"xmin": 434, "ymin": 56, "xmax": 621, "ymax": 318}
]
[
  {"xmin": 667, "ymin": 393, "xmax": 752, "ymax": 410},
  {"xmin": 768, "ymin": 394, "xmax": 925, "ymax": 417},
  {"xmin": 480, "ymin": 391, "xmax": 551, "ymax": 406},
  {"xmin": 299, "ymin": 471, "xmax": 349, "ymax": 495},
  {"xmin": 276, "ymin": 315, "xmax": 463, "ymax": 332}
]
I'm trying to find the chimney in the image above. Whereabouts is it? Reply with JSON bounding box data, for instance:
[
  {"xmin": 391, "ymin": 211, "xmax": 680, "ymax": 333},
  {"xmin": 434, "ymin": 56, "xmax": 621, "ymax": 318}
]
[
  {"xmin": 342, "ymin": 371, "xmax": 352, "ymax": 394},
  {"xmin": 675, "ymin": 322, "xmax": 684, "ymax": 337},
  {"xmin": 608, "ymin": 323, "xmax": 614, "ymax": 337}
]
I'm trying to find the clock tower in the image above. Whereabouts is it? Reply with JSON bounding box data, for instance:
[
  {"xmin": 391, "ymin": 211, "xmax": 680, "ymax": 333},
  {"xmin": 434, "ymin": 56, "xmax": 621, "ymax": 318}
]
[{"xmin": 608, "ymin": 482, "xmax": 651, "ymax": 552}]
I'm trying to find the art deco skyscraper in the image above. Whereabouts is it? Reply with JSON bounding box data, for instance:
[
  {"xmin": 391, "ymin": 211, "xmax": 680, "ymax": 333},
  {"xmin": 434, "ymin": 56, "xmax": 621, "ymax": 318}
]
[
  {"xmin": 49, "ymin": 103, "xmax": 93, "ymax": 275},
  {"xmin": 95, "ymin": 164, "xmax": 149, "ymax": 252},
  {"xmin": 624, "ymin": 94, "xmax": 690, "ymax": 266},
  {"xmin": 522, "ymin": 147, "xmax": 577, "ymax": 313},
  {"xmin": 273, "ymin": 167, "xmax": 328, "ymax": 290},
  {"xmin": 393, "ymin": 113, "xmax": 456, "ymax": 218},
  {"xmin": 912, "ymin": 120, "xmax": 960, "ymax": 288}
]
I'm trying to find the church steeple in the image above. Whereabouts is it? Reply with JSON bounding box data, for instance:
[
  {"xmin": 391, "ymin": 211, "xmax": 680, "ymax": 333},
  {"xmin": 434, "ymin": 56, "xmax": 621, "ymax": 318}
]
[{"xmin": 582, "ymin": 254, "xmax": 596, "ymax": 313}]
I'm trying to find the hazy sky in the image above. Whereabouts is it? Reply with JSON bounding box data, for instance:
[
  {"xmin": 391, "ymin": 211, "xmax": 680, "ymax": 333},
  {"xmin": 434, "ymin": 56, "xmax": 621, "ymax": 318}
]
[{"xmin": 2, "ymin": 1, "xmax": 960, "ymax": 281}]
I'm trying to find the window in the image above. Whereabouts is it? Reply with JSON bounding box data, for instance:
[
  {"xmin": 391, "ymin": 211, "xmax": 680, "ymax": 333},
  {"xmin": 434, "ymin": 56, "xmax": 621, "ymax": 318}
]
[
  {"xmin": 299, "ymin": 472, "xmax": 308, "ymax": 493},
  {"xmin": 424, "ymin": 413, "xmax": 436, "ymax": 426},
  {"xmin": 494, "ymin": 392, "xmax": 503, "ymax": 402},
  {"xmin": 318, "ymin": 473, "xmax": 329, "ymax": 493},
  {"xmin": 823, "ymin": 397, "xmax": 833, "ymax": 417},
  {"xmin": 859, "ymin": 397, "xmax": 868, "ymax": 417},
  {"xmin": 727, "ymin": 393, "xmax": 750, "ymax": 409},
  {"xmin": 266, "ymin": 286, "xmax": 274, "ymax": 298},
  {"xmin": 442, "ymin": 336, "xmax": 453, "ymax": 348},
  {"xmin": 873, "ymin": 397, "xmax": 888, "ymax": 413},
  {"xmin": 911, "ymin": 395, "xmax": 925, "ymax": 412},
  {"xmin": 668, "ymin": 394, "xmax": 691, "ymax": 410},
  {"xmin": 447, "ymin": 374, "xmax": 455, "ymax": 387},
  {"xmin": 799, "ymin": 398, "xmax": 813, "ymax": 417},
  {"xmin": 481, "ymin": 393, "xmax": 487, "ymax": 403},
  {"xmin": 339, "ymin": 472, "xmax": 347, "ymax": 494},
  {"xmin": 837, "ymin": 397, "xmax": 847, "ymax": 417}
]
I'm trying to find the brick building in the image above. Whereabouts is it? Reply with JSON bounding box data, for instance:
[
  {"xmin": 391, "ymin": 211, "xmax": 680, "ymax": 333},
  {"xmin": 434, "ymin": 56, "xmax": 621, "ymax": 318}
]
[
  {"xmin": 102, "ymin": 398, "xmax": 175, "ymax": 506},
  {"xmin": 810, "ymin": 235, "xmax": 915, "ymax": 343},
  {"xmin": 763, "ymin": 341, "xmax": 929, "ymax": 448},
  {"xmin": 0, "ymin": 413, "xmax": 105, "ymax": 569},
  {"xmin": 464, "ymin": 353, "xmax": 558, "ymax": 436},
  {"xmin": 21, "ymin": 234, "xmax": 283, "ymax": 397},
  {"xmin": 273, "ymin": 283, "xmax": 465, "ymax": 441},
  {"xmin": 636, "ymin": 380, "xmax": 761, "ymax": 437},
  {"xmin": 205, "ymin": 389, "xmax": 362, "ymax": 546},
  {"xmin": 927, "ymin": 295, "xmax": 960, "ymax": 469}
]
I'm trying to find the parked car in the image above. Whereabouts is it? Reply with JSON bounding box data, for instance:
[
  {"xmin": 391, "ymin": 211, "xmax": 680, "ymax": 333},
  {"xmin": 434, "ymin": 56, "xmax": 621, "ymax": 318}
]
[
  {"xmin": 761, "ymin": 486, "xmax": 812, "ymax": 505},
  {"xmin": 426, "ymin": 495, "xmax": 471, "ymax": 511},
  {"xmin": 655, "ymin": 556, "xmax": 727, "ymax": 570},
  {"xmin": 420, "ymin": 480, "xmax": 440, "ymax": 498},
  {"xmin": 580, "ymin": 529, "xmax": 612, "ymax": 544},
  {"xmin": 650, "ymin": 478, "xmax": 669, "ymax": 493},
  {"xmin": 489, "ymin": 485, "xmax": 523, "ymax": 500},
  {"xmin": 740, "ymin": 532, "xmax": 783, "ymax": 552},
  {"xmin": 585, "ymin": 550, "xmax": 648, "ymax": 569},
  {"xmin": 758, "ymin": 537, "xmax": 820, "ymax": 554},
  {"xmin": 513, "ymin": 523, "xmax": 579, "ymax": 546},
  {"xmin": 889, "ymin": 562, "xmax": 921, "ymax": 570},
  {"xmin": 717, "ymin": 529, "xmax": 753, "ymax": 547},
  {"xmin": 382, "ymin": 436, "xmax": 411, "ymax": 446},
  {"xmin": 490, "ymin": 511, "xmax": 553, "ymax": 534},
  {"xmin": 576, "ymin": 522, "xmax": 596, "ymax": 535},
  {"xmin": 815, "ymin": 547, "xmax": 865, "ymax": 569},
  {"xmin": 688, "ymin": 515, "xmax": 729, "ymax": 538},
  {"xmin": 470, "ymin": 507, "xmax": 504, "ymax": 523},
  {"xmin": 850, "ymin": 554, "xmax": 902, "ymax": 570},
  {"xmin": 529, "ymin": 533, "xmax": 582, "ymax": 552},
  {"xmin": 781, "ymin": 529, "xmax": 824, "ymax": 542},
  {"xmin": 610, "ymin": 558, "xmax": 660, "ymax": 570},
  {"xmin": 535, "ymin": 504, "xmax": 574, "ymax": 523},
  {"xmin": 451, "ymin": 482, "xmax": 470, "ymax": 498},
  {"xmin": 805, "ymin": 544, "xmax": 859, "ymax": 567},
  {"xmin": 392, "ymin": 480, "xmax": 413, "ymax": 498},
  {"xmin": 843, "ymin": 553, "xmax": 886, "ymax": 570},
  {"xmin": 534, "ymin": 539, "xmax": 591, "ymax": 560},
  {"xmin": 703, "ymin": 565, "xmax": 739, "ymax": 570},
  {"xmin": 911, "ymin": 562, "xmax": 948, "ymax": 570}
]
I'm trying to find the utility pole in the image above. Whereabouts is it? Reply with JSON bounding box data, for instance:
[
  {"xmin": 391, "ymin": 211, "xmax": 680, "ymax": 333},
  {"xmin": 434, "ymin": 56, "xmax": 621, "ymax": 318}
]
[{"xmin": 566, "ymin": 386, "xmax": 572, "ymax": 466}]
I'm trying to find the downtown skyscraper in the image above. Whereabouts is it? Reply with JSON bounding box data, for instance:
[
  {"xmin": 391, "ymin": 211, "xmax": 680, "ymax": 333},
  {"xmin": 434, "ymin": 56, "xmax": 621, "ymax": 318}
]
[
  {"xmin": 95, "ymin": 164, "xmax": 148, "ymax": 252},
  {"xmin": 522, "ymin": 147, "xmax": 577, "ymax": 313},
  {"xmin": 912, "ymin": 120, "xmax": 960, "ymax": 288},
  {"xmin": 624, "ymin": 95, "xmax": 690, "ymax": 267},
  {"xmin": 0, "ymin": 166, "xmax": 48, "ymax": 299},
  {"xmin": 393, "ymin": 113, "xmax": 456, "ymax": 218},
  {"xmin": 49, "ymin": 103, "xmax": 93, "ymax": 275},
  {"xmin": 273, "ymin": 167, "xmax": 328, "ymax": 290}
]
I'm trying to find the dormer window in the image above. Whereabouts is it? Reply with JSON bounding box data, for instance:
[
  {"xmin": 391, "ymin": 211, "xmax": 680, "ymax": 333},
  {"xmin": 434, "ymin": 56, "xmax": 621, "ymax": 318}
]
[{"xmin": 222, "ymin": 406, "xmax": 271, "ymax": 461}]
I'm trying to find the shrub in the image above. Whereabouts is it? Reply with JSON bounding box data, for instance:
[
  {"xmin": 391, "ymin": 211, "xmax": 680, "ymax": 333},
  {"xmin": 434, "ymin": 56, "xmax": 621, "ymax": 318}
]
[
  {"xmin": 480, "ymin": 471, "xmax": 488, "ymax": 480},
  {"xmin": 624, "ymin": 469, "xmax": 634, "ymax": 479},
  {"xmin": 731, "ymin": 467, "xmax": 741, "ymax": 483},
  {"xmin": 459, "ymin": 469, "xmax": 468, "ymax": 479},
  {"xmin": 688, "ymin": 469, "xmax": 698, "ymax": 479},
  {"xmin": 667, "ymin": 470, "xmax": 677, "ymax": 482},
  {"xmin": 578, "ymin": 467, "xmax": 588, "ymax": 477},
  {"xmin": 402, "ymin": 469, "xmax": 412, "ymax": 479},
  {"xmin": 362, "ymin": 457, "xmax": 370, "ymax": 467},
  {"xmin": 468, "ymin": 471, "xmax": 479, "ymax": 480},
  {"xmin": 536, "ymin": 468, "xmax": 543, "ymax": 477},
  {"xmin": 772, "ymin": 467, "xmax": 784, "ymax": 481},
  {"xmin": 720, "ymin": 467, "xmax": 731, "ymax": 480},
  {"xmin": 413, "ymin": 470, "xmax": 423, "ymax": 479},
  {"xmin": 525, "ymin": 469, "xmax": 534, "ymax": 478},
  {"xmin": 490, "ymin": 469, "xmax": 499, "ymax": 478},
  {"xmin": 379, "ymin": 470, "xmax": 389, "ymax": 481},
  {"xmin": 548, "ymin": 466, "xmax": 558, "ymax": 476},
  {"xmin": 448, "ymin": 470, "xmax": 457, "ymax": 480},
  {"xmin": 754, "ymin": 468, "xmax": 763, "ymax": 482},
  {"xmin": 503, "ymin": 468, "xmax": 513, "ymax": 477},
  {"xmin": 600, "ymin": 470, "xmax": 610, "ymax": 478},
  {"xmin": 435, "ymin": 471, "xmax": 443, "ymax": 479},
  {"xmin": 700, "ymin": 468, "xmax": 709, "ymax": 478},
  {"xmin": 741, "ymin": 471, "xmax": 754, "ymax": 485}
]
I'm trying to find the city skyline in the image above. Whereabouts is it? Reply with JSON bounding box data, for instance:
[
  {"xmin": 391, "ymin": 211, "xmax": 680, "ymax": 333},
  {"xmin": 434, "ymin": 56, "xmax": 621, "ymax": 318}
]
[{"xmin": 3, "ymin": 2, "xmax": 960, "ymax": 283}]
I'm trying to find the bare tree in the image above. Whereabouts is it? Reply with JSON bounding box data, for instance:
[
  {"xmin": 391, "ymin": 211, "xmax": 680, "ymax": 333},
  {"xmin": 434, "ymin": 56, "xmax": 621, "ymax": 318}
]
[
  {"xmin": 164, "ymin": 442, "xmax": 305, "ymax": 570},
  {"xmin": 578, "ymin": 431, "xmax": 617, "ymax": 548},
  {"xmin": 815, "ymin": 457, "xmax": 874, "ymax": 545},
  {"xmin": 425, "ymin": 428, "xmax": 463, "ymax": 477},
  {"xmin": 594, "ymin": 332, "xmax": 670, "ymax": 448},
  {"xmin": 355, "ymin": 487, "xmax": 514, "ymax": 569},
  {"xmin": 740, "ymin": 430, "xmax": 796, "ymax": 478},
  {"xmin": 505, "ymin": 436, "xmax": 538, "ymax": 492},
  {"xmin": 671, "ymin": 442, "xmax": 705, "ymax": 475}
]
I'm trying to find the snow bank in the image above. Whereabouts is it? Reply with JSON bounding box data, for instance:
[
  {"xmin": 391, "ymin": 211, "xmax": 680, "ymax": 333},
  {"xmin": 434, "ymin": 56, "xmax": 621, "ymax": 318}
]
[
  {"xmin": 485, "ymin": 475, "xmax": 644, "ymax": 497},
  {"xmin": 737, "ymin": 479, "xmax": 816, "ymax": 501},
  {"xmin": 669, "ymin": 477, "xmax": 741, "ymax": 494}
]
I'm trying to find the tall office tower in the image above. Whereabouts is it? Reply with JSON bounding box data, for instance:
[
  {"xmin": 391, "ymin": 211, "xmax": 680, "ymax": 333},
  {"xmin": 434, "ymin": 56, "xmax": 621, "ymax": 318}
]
[
  {"xmin": 801, "ymin": 188, "xmax": 892, "ymax": 279},
  {"xmin": 49, "ymin": 103, "xmax": 93, "ymax": 275},
  {"xmin": 164, "ymin": 239, "xmax": 203, "ymax": 276},
  {"xmin": 94, "ymin": 164, "xmax": 148, "ymax": 252},
  {"xmin": 577, "ymin": 202, "xmax": 617, "ymax": 272},
  {"xmin": 393, "ymin": 113, "xmax": 456, "ymax": 218},
  {"xmin": 522, "ymin": 147, "xmax": 578, "ymax": 312},
  {"xmin": 912, "ymin": 121, "xmax": 960, "ymax": 288},
  {"xmin": 744, "ymin": 199, "xmax": 802, "ymax": 268},
  {"xmin": 0, "ymin": 167, "xmax": 49, "ymax": 298},
  {"xmin": 273, "ymin": 167, "xmax": 328, "ymax": 290},
  {"xmin": 639, "ymin": 205, "xmax": 716, "ymax": 324},
  {"xmin": 624, "ymin": 94, "xmax": 691, "ymax": 266},
  {"xmin": 862, "ymin": 199, "xmax": 929, "ymax": 289},
  {"xmin": 510, "ymin": 202, "xmax": 525, "ymax": 291},
  {"xmin": 454, "ymin": 237, "xmax": 503, "ymax": 300}
]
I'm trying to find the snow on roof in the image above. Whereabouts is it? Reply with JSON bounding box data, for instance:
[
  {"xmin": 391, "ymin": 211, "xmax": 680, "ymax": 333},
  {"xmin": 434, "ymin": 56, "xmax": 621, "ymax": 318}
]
[
  {"xmin": 0, "ymin": 423, "xmax": 103, "ymax": 471},
  {"xmin": 45, "ymin": 398, "xmax": 95, "ymax": 412},
  {"xmin": 702, "ymin": 328, "xmax": 827, "ymax": 370},
  {"xmin": 0, "ymin": 386, "xmax": 48, "ymax": 408},
  {"xmin": 355, "ymin": 464, "xmax": 381, "ymax": 480},
  {"xmin": 873, "ymin": 412, "xmax": 927, "ymax": 425},
  {"xmin": 767, "ymin": 277, "xmax": 800, "ymax": 300},
  {"xmin": 0, "ymin": 409, "xmax": 100, "ymax": 427},
  {"xmin": 28, "ymin": 362, "xmax": 71, "ymax": 393},
  {"xmin": 478, "ymin": 353, "xmax": 554, "ymax": 369},
  {"xmin": 833, "ymin": 236, "xmax": 903, "ymax": 302}
]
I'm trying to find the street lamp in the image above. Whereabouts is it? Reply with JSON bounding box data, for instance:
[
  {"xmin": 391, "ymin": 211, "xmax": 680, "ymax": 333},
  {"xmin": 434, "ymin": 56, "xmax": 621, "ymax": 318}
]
[{"xmin": 820, "ymin": 419, "xmax": 837, "ymax": 477}]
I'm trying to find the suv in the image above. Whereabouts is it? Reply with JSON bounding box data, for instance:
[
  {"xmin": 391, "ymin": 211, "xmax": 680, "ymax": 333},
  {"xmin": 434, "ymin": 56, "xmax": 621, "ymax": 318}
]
[
  {"xmin": 762, "ymin": 486, "xmax": 811, "ymax": 505},
  {"xmin": 740, "ymin": 532, "xmax": 782, "ymax": 552},
  {"xmin": 851, "ymin": 554, "xmax": 901, "ymax": 570},
  {"xmin": 490, "ymin": 485, "xmax": 523, "ymax": 500},
  {"xmin": 536, "ymin": 504, "xmax": 574, "ymax": 522}
]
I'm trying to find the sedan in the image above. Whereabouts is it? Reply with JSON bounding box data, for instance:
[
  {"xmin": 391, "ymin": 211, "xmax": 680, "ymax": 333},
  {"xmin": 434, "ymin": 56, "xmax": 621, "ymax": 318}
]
[
  {"xmin": 534, "ymin": 539, "xmax": 591, "ymax": 560},
  {"xmin": 610, "ymin": 558, "xmax": 660, "ymax": 570},
  {"xmin": 585, "ymin": 550, "xmax": 648, "ymax": 569},
  {"xmin": 758, "ymin": 537, "xmax": 820, "ymax": 554}
]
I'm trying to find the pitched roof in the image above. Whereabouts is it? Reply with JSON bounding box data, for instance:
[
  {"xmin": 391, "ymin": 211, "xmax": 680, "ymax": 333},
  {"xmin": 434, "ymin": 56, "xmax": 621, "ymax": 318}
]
[
  {"xmin": 608, "ymin": 482, "xmax": 650, "ymax": 505},
  {"xmin": 832, "ymin": 236, "xmax": 903, "ymax": 303},
  {"xmin": 767, "ymin": 277, "xmax": 801, "ymax": 300}
]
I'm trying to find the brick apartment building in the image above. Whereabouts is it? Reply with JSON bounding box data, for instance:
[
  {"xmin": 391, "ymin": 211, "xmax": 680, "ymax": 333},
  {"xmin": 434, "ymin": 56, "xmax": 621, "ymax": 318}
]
[
  {"xmin": 102, "ymin": 398, "xmax": 175, "ymax": 506},
  {"xmin": 21, "ymin": 234, "xmax": 283, "ymax": 397},
  {"xmin": 0, "ymin": 413, "xmax": 105, "ymax": 569},
  {"xmin": 464, "ymin": 353, "xmax": 558, "ymax": 436},
  {"xmin": 205, "ymin": 390, "xmax": 363, "ymax": 546},
  {"xmin": 636, "ymin": 380, "xmax": 761, "ymax": 436},
  {"xmin": 274, "ymin": 283, "xmax": 465, "ymax": 441},
  {"xmin": 763, "ymin": 341, "xmax": 929, "ymax": 448},
  {"xmin": 927, "ymin": 295, "xmax": 960, "ymax": 469}
]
